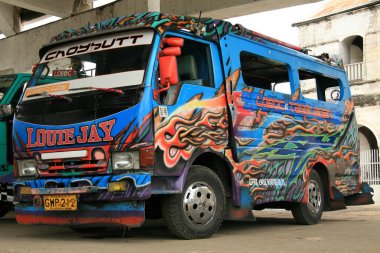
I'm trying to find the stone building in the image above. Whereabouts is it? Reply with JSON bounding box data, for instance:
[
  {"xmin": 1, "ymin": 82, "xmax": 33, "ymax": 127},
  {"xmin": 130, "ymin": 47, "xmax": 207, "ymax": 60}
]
[{"xmin": 294, "ymin": 0, "xmax": 380, "ymax": 154}]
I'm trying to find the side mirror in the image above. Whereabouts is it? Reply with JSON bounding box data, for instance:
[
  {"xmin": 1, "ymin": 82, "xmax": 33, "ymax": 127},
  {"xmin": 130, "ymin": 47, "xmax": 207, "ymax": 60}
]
[
  {"xmin": 154, "ymin": 38, "xmax": 184, "ymax": 100},
  {"xmin": 160, "ymin": 47, "xmax": 181, "ymax": 57},
  {"xmin": 161, "ymin": 38, "xmax": 184, "ymax": 48},
  {"xmin": 159, "ymin": 56, "xmax": 179, "ymax": 87},
  {"xmin": 0, "ymin": 104, "xmax": 13, "ymax": 117}
]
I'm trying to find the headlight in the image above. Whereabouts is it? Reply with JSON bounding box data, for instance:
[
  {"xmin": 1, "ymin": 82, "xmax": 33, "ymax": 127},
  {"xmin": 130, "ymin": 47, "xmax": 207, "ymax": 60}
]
[
  {"xmin": 17, "ymin": 159, "xmax": 37, "ymax": 176},
  {"xmin": 112, "ymin": 152, "xmax": 140, "ymax": 170}
]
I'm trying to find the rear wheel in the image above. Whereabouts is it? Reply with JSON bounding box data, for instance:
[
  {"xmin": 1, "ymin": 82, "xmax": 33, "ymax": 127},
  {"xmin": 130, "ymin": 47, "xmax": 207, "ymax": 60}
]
[
  {"xmin": 161, "ymin": 165, "xmax": 226, "ymax": 239},
  {"xmin": 292, "ymin": 170, "xmax": 325, "ymax": 224}
]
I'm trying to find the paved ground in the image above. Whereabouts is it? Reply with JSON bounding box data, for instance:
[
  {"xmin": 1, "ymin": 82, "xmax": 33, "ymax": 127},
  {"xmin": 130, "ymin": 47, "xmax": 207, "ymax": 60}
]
[{"xmin": 0, "ymin": 204, "xmax": 379, "ymax": 253}]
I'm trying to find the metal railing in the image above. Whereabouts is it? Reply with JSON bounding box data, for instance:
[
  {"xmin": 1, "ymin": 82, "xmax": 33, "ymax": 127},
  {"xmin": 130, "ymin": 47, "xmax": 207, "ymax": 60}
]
[
  {"xmin": 361, "ymin": 149, "xmax": 380, "ymax": 185},
  {"xmin": 344, "ymin": 62, "xmax": 363, "ymax": 82}
]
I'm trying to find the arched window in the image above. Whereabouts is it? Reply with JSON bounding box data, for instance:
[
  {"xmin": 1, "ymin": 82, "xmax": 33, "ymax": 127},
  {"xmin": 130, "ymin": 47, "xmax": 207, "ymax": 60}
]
[
  {"xmin": 359, "ymin": 126, "xmax": 379, "ymax": 185},
  {"xmin": 341, "ymin": 35, "xmax": 363, "ymax": 64},
  {"xmin": 341, "ymin": 36, "xmax": 364, "ymax": 81},
  {"xmin": 359, "ymin": 126, "xmax": 378, "ymax": 151}
]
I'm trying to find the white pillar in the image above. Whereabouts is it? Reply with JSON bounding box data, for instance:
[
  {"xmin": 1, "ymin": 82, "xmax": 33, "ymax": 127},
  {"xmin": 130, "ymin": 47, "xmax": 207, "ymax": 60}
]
[
  {"xmin": 148, "ymin": 0, "xmax": 160, "ymax": 12},
  {"xmin": 0, "ymin": 2, "xmax": 19, "ymax": 37}
]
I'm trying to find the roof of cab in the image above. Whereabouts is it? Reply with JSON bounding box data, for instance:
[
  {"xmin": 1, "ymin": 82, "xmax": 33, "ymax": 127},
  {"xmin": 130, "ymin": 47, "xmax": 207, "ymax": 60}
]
[
  {"xmin": 50, "ymin": 12, "xmax": 302, "ymax": 50},
  {"xmin": 47, "ymin": 12, "xmax": 342, "ymax": 69}
]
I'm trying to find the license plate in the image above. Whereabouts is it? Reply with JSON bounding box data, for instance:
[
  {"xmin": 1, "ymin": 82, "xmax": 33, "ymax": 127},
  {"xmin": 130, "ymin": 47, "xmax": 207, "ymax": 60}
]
[{"xmin": 43, "ymin": 194, "xmax": 77, "ymax": 211}]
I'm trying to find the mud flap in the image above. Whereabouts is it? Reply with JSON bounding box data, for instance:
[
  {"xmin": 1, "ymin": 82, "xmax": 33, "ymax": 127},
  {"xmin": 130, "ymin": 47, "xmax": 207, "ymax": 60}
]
[
  {"xmin": 224, "ymin": 201, "xmax": 255, "ymax": 221},
  {"xmin": 344, "ymin": 182, "xmax": 374, "ymax": 206}
]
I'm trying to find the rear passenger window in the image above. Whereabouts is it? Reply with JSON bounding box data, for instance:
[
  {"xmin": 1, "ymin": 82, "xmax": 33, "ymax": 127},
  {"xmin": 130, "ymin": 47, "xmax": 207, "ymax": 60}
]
[
  {"xmin": 240, "ymin": 51, "xmax": 291, "ymax": 95},
  {"xmin": 299, "ymin": 69, "xmax": 341, "ymax": 103}
]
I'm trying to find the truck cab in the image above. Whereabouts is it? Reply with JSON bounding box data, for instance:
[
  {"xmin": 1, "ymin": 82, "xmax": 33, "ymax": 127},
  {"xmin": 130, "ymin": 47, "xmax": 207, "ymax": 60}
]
[
  {"xmin": 0, "ymin": 74, "xmax": 31, "ymax": 216},
  {"xmin": 0, "ymin": 73, "xmax": 66, "ymax": 217}
]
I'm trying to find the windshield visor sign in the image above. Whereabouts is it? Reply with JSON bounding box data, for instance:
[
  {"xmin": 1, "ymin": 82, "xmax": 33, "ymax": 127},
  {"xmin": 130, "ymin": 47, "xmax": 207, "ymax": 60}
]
[{"xmin": 41, "ymin": 30, "xmax": 154, "ymax": 63}]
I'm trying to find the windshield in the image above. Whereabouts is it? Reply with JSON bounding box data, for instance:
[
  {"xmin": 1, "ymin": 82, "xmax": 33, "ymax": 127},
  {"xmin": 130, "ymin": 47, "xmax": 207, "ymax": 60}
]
[
  {"xmin": 0, "ymin": 76, "xmax": 16, "ymax": 102},
  {"xmin": 16, "ymin": 30, "xmax": 154, "ymax": 125},
  {"xmin": 29, "ymin": 30, "xmax": 153, "ymax": 88}
]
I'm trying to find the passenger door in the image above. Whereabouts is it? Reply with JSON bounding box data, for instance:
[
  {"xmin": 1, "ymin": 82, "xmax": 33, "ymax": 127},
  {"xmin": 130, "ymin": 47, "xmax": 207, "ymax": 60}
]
[
  {"xmin": 220, "ymin": 35, "xmax": 300, "ymax": 161},
  {"xmin": 219, "ymin": 34, "xmax": 301, "ymax": 204}
]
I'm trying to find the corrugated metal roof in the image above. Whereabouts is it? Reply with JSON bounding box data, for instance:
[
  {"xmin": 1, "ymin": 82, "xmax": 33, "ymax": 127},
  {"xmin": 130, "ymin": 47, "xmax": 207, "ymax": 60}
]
[{"xmin": 312, "ymin": 0, "xmax": 373, "ymax": 19}]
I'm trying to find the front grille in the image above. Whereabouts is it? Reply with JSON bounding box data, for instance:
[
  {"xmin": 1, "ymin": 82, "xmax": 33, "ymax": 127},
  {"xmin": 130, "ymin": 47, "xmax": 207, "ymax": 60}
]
[{"xmin": 38, "ymin": 160, "xmax": 108, "ymax": 176}]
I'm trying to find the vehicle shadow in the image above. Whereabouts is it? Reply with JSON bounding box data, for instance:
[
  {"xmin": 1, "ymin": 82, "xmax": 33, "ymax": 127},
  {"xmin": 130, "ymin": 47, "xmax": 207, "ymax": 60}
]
[{"xmin": 0, "ymin": 210, "xmax": 351, "ymax": 241}]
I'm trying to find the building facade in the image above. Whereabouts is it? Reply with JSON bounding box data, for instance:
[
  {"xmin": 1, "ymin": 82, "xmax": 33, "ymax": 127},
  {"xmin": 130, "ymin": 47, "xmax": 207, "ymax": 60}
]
[{"xmin": 295, "ymin": 0, "xmax": 380, "ymax": 152}]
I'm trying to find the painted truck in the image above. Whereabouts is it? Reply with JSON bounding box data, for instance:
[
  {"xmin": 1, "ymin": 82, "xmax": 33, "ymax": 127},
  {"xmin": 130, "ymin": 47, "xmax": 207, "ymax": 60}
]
[
  {"xmin": 0, "ymin": 74, "xmax": 28, "ymax": 217},
  {"xmin": 12, "ymin": 12, "xmax": 373, "ymax": 239},
  {"xmin": 0, "ymin": 74, "xmax": 67, "ymax": 217}
]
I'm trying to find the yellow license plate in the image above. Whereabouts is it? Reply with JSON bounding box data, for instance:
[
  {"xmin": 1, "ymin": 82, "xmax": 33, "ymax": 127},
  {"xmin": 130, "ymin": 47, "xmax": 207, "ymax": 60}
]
[{"xmin": 43, "ymin": 194, "xmax": 77, "ymax": 211}]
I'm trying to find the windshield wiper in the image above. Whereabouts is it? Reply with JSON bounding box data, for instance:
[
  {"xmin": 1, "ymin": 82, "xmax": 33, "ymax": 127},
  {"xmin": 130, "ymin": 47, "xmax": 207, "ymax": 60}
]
[
  {"xmin": 27, "ymin": 91, "xmax": 72, "ymax": 103},
  {"xmin": 69, "ymin": 86, "xmax": 124, "ymax": 95}
]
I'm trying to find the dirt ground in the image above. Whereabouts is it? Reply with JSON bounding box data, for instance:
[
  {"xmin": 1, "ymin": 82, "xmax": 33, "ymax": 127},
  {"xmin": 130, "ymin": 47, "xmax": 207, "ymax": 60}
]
[{"xmin": 0, "ymin": 204, "xmax": 379, "ymax": 253}]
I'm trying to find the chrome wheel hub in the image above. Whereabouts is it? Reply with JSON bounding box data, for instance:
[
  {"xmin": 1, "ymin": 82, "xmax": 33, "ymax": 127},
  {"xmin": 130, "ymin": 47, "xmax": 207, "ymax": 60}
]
[
  {"xmin": 183, "ymin": 182, "xmax": 216, "ymax": 225},
  {"xmin": 307, "ymin": 179, "xmax": 322, "ymax": 214}
]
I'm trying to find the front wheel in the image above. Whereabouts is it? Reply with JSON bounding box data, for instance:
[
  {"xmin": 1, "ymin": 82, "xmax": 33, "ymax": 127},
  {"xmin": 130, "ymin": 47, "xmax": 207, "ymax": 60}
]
[
  {"xmin": 292, "ymin": 170, "xmax": 325, "ymax": 225},
  {"xmin": 161, "ymin": 165, "xmax": 226, "ymax": 239}
]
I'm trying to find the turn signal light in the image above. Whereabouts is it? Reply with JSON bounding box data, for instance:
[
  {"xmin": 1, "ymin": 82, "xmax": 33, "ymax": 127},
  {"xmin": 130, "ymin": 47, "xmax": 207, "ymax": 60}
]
[
  {"xmin": 108, "ymin": 181, "xmax": 127, "ymax": 192},
  {"xmin": 139, "ymin": 146, "xmax": 154, "ymax": 168},
  {"xmin": 20, "ymin": 186, "xmax": 32, "ymax": 195}
]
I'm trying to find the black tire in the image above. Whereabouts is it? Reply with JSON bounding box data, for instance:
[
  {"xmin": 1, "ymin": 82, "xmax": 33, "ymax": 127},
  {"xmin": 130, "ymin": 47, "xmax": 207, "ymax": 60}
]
[
  {"xmin": 0, "ymin": 202, "xmax": 13, "ymax": 218},
  {"xmin": 161, "ymin": 165, "xmax": 226, "ymax": 239},
  {"xmin": 69, "ymin": 226, "xmax": 107, "ymax": 234},
  {"xmin": 292, "ymin": 170, "xmax": 325, "ymax": 225}
]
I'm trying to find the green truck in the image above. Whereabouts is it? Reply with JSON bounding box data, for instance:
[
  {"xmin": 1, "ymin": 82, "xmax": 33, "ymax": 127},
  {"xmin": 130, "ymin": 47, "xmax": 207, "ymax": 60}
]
[{"xmin": 0, "ymin": 73, "xmax": 63, "ymax": 217}]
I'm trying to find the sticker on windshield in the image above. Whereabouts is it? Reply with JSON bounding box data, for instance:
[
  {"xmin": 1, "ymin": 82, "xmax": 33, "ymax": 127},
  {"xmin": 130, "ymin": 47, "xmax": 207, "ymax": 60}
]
[
  {"xmin": 25, "ymin": 83, "xmax": 69, "ymax": 98},
  {"xmin": 41, "ymin": 30, "xmax": 154, "ymax": 63},
  {"xmin": 52, "ymin": 70, "xmax": 75, "ymax": 77}
]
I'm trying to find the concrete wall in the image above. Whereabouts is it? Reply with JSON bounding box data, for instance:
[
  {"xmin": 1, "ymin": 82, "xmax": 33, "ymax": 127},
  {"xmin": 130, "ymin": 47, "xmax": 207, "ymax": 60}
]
[
  {"xmin": 0, "ymin": 1, "xmax": 151, "ymax": 74},
  {"xmin": 296, "ymin": 4, "xmax": 380, "ymax": 151},
  {"xmin": 0, "ymin": 0, "xmax": 322, "ymax": 74}
]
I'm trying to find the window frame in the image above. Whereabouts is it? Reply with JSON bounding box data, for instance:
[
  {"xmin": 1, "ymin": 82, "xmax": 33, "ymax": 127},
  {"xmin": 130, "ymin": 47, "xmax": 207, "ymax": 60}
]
[
  {"xmin": 298, "ymin": 68, "xmax": 344, "ymax": 104},
  {"xmin": 238, "ymin": 50, "xmax": 295, "ymax": 96}
]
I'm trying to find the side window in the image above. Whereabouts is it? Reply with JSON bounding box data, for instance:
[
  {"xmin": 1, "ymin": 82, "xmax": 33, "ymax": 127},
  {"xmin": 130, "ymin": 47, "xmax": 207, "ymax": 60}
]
[
  {"xmin": 240, "ymin": 51, "xmax": 291, "ymax": 95},
  {"xmin": 299, "ymin": 69, "xmax": 341, "ymax": 103},
  {"xmin": 11, "ymin": 85, "xmax": 24, "ymax": 108},
  {"xmin": 160, "ymin": 36, "xmax": 215, "ymax": 105},
  {"xmin": 177, "ymin": 38, "xmax": 214, "ymax": 87}
]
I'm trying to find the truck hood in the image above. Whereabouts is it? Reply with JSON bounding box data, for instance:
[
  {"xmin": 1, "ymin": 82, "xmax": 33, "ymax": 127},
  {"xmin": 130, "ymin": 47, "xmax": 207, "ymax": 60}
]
[{"xmin": 13, "ymin": 101, "xmax": 154, "ymax": 158}]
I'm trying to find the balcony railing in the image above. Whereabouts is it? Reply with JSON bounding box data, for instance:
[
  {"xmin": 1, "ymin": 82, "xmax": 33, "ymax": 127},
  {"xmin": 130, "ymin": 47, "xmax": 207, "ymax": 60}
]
[{"xmin": 344, "ymin": 62, "xmax": 363, "ymax": 82}]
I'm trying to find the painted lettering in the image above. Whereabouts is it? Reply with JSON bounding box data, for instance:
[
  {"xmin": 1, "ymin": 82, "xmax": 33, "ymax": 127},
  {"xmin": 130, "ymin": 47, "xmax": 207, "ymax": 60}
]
[
  {"xmin": 25, "ymin": 119, "xmax": 116, "ymax": 147},
  {"xmin": 76, "ymin": 126, "xmax": 89, "ymax": 144},
  {"xmin": 26, "ymin": 128, "xmax": 36, "ymax": 148},
  {"xmin": 77, "ymin": 43, "xmax": 91, "ymax": 54},
  {"xmin": 66, "ymin": 46, "xmax": 79, "ymax": 56},
  {"xmin": 46, "ymin": 130, "xmax": 57, "ymax": 146},
  {"xmin": 130, "ymin": 35, "xmax": 143, "ymax": 44},
  {"xmin": 102, "ymin": 38, "xmax": 116, "ymax": 49},
  {"xmin": 43, "ymin": 34, "xmax": 145, "ymax": 62},
  {"xmin": 98, "ymin": 119, "xmax": 116, "ymax": 142},
  {"xmin": 116, "ymin": 36, "xmax": 130, "ymax": 46},
  {"xmin": 88, "ymin": 125, "xmax": 102, "ymax": 143}
]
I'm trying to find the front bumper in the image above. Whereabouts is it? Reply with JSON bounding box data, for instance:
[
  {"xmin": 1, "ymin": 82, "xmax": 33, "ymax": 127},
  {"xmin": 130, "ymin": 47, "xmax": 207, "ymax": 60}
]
[
  {"xmin": 14, "ymin": 173, "xmax": 151, "ymax": 227},
  {"xmin": 16, "ymin": 201, "xmax": 145, "ymax": 226}
]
